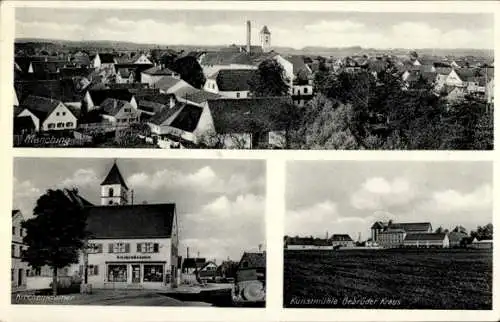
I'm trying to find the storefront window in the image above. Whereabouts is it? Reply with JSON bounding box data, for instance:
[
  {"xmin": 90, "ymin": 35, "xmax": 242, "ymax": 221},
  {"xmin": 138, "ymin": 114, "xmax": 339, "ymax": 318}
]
[
  {"xmin": 108, "ymin": 265, "xmax": 127, "ymax": 282},
  {"xmin": 143, "ymin": 265, "xmax": 163, "ymax": 282}
]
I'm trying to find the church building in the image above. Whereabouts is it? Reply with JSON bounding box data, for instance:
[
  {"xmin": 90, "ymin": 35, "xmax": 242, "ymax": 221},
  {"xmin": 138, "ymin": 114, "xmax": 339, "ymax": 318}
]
[{"xmin": 72, "ymin": 161, "xmax": 179, "ymax": 289}]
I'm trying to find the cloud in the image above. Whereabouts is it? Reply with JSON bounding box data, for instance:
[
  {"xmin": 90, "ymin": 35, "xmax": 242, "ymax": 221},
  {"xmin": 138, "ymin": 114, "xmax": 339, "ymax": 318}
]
[
  {"xmin": 12, "ymin": 178, "xmax": 41, "ymax": 217},
  {"xmin": 59, "ymin": 168, "xmax": 100, "ymax": 189},
  {"xmin": 428, "ymin": 184, "xmax": 492, "ymax": 214},
  {"xmin": 179, "ymin": 194, "xmax": 265, "ymax": 262},
  {"xmin": 128, "ymin": 166, "xmax": 263, "ymax": 196},
  {"xmin": 16, "ymin": 16, "xmax": 493, "ymax": 49},
  {"xmin": 350, "ymin": 177, "xmax": 415, "ymax": 211},
  {"xmin": 286, "ymin": 200, "xmax": 374, "ymax": 240},
  {"xmin": 304, "ymin": 20, "xmax": 365, "ymax": 32}
]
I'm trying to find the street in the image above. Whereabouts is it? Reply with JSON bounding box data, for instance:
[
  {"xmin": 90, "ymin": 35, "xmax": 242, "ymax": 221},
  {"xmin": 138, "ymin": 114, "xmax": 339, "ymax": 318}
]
[{"xmin": 12, "ymin": 289, "xmax": 212, "ymax": 306}]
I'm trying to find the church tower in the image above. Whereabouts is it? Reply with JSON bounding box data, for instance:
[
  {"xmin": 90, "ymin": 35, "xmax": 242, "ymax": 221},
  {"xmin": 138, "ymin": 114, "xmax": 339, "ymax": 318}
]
[
  {"xmin": 260, "ymin": 25, "xmax": 271, "ymax": 52},
  {"xmin": 100, "ymin": 161, "xmax": 129, "ymax": 206}
]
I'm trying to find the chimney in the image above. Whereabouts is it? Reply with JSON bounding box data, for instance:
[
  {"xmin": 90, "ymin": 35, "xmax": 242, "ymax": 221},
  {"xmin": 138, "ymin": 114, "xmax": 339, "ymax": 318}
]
[
  {"xmin": 187, "ymin": 247, "xmax": 190, "ymax": 258},
  {"xmin": 246, "ymin": 20, "xmax": 251, "ymax": 54}
]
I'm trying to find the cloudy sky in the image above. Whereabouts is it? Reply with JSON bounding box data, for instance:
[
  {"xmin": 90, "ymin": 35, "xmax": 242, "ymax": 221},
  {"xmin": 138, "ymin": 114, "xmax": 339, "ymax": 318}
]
[
  {"xmin": 15, "ymin": 8, "xmax": 493, "ymax": 49},
  {"xmin": 13, "ymin": 158, "xmax": 265, "ymax": 263},
  {"xmin": 286, "ymin": 161, "xmax": 492, "ymax": 241}
]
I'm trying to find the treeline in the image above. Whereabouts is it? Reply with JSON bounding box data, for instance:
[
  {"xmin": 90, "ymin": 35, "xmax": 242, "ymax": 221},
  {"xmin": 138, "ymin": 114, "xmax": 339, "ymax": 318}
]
[{"xmin": 286, "ymin": 63, "xmax": 493, "ymax": 150}]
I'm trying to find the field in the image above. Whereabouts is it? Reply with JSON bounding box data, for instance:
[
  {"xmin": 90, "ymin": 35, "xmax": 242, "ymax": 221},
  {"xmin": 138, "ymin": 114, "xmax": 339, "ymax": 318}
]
[{"xmin": 284, "ymin": 248, "xmax": 492, "ymax": 309}]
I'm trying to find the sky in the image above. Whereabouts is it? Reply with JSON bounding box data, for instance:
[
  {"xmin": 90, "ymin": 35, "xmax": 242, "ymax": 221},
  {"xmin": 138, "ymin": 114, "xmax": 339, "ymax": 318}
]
[
  {"xmin": 15, "ymin": 8, "xmax": 493, "ymax": 49},
  {"xmin": 13, "ymin": 158, "xmax": 266, "ymax": 263},
  {"xmin": 286, "ymin": 161, "xmax": 492, "ymax": 241}
]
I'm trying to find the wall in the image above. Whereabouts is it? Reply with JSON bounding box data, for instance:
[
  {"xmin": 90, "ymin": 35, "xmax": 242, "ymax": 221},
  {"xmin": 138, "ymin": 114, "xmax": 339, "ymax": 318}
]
[
  {"xmin": 17, "ymin": 109, "xmax": 40, "ymax": 131},
  {"xmin": 76, "ymin": 237, "xmax": 172, "ymax": 289},
  {"xmin": 445, "ymin": 70, "xmax": 464, "ymax": 87},
  {"xmin": 42, "ymin": 103, "xmax": 78, "ymax": 131},
  {"xmin": 100, "ymin": 183, "xmax": 127, "ymax": 205},
  {"xmin": 218, "ymin": 90, "xmax": 250, "ymax": 99},
  {"xmin": 287, "ymin": 245, "xmax": 332, "ymax": 250},
  {"xmin": 203, "ymin": 79, "xmax": 219, "ymax": 93}
]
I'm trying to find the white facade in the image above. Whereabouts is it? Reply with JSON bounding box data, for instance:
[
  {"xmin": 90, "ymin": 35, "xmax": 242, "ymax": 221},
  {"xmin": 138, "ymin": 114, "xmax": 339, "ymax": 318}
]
[
  {"xmin": 72, "ymin": 237, "xmax": 175, "ymax": 289},
  {"xmin": 445, "ymin": 69, "xmax": 464, "ymax": 87},
  {"xmin": 403, "ymin": 235, "xmax": 450, "ymax": 248},
  {"xmin": 133, "ymin": 54, "xmax": 153, "ymax": 65},
  {"xmin": 12, "ymin": 211, "xmax": 28, "ymax": 291},
  {"xmin": 41, "ymin": 103, "xmax": 78, "ymax": 131},
  {"xmin": 101, "ymin": 183, "xmax": 128, "ymax": 206}
]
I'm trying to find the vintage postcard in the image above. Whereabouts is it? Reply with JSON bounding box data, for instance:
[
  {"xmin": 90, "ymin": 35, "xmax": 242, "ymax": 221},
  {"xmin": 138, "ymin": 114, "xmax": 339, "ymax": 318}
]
[
  {"xmin": 10, "ymin": 5, "xmax": 494, "ymax": 150},
  {"xmin": 11, "ymin": 157, "xmax": 266, "ymax": 307},
  {"xmin": 284, "ymin": 161, "xmax": 493, "ymax": 310}
]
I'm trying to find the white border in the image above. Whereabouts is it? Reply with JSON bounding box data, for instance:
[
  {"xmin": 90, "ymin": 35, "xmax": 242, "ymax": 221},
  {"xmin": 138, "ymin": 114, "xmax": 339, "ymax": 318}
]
[{"xmin": 1, "ymin": 1, "xmax": 499, "ymax": 322}]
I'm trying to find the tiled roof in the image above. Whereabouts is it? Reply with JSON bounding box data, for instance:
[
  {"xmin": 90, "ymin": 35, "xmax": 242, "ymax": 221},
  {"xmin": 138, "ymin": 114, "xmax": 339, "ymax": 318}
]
[
  {"xmin": 19, "ymin": 95, "xmax": 62, "ymax": 121},
  {"xmin": 208, "ymin": 97, "xmax": 292, "ymax": 133},
  {"xmin": 59, "ymin": 67, "xmax": 94, "ymax": 78},
  {"xmin": 200, "ymin": 51, "xmax": 276, "ymax": 67},
  {"xmin": 142, "ymin": 66, "xmax": 178, "ymax": 76},
  {"xmin": 210, "ymin": 69, "xmax": 256, "ymax": 91},
  {"xmin": 147, "ymin": 103, "xmax": 184, "ymax": 126},
  {"xmin": 96, "ymin": 53, "xmax": 116, "ymax": 64},
  {"xmin": 100, "ymin": 162, "xmax": 129, "ymax": 189},
  {"xmin": 153, "ymin": 76, "xmax": 186, "ymax": 92},
  {"xmin": 85, "ymin": 203, "xmax": 176, "ymax": 239},
  {"xmin": 404, "ymin": 233, "xmax": 447, "ymax": 241},
  {"xmin": 117, "ymin": 68, "xmax": 133, "ymax": 78},
  {"xmin": 286, "ymin": 55, "xmax": 313, "ymax": 77},
  {"xmin": 100, "ymin": 98, "xmax": 133, "ymax": 117},
  {"xmin": 390, "ymin": 222, "xmax": 432, "ymax": 232},
  {"xmin": 169, "ymin": 104, "xmax": 204, "ymax": 132},
  {"xmin": 88, "ymin": 89, "xmax": 134, "ymax": 106},
  {"xmin": 15, "ymin": 79, "xmax": 85, "ymax": 103},
  {"xmin": 239, "ymin": 252, "xmax": 266, "ymax": 268},
  {"xmin": 175, "ymin": 87, "xmax": 222, "ymax": 104},
  {"xmin": 330, "ymin": 234, "xmax": 353, "ymax": 242}
]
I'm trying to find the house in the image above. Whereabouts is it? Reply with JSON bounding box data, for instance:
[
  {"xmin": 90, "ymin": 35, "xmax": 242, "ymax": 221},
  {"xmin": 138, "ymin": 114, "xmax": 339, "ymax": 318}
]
[
  {"xmin": 70, "ymin": 162, "xmax": 179, "ymax": 289},
  {"xmin": 197, "ymin": 261, "xmax": 218, "ymax": 281},
  {"xmin": 403, "ymin": 233, "xmax": 450, "ymax": 248},
  {"xmin": 132, "ymin": 53, "xmax": 153, "ymax": 65},
  {"xmin": 15, "ymin": 79, "xmax": 88, "ymax": 108},
  {"xmin": 92, "ymin": 53, "xmax": 116, "ymax": 71},
  {"xmin": 152, "ymin": 76, "xmax": 192, "ymax": 95},
  {"xmin": 205, "ymin": 97, "xmax": 293, "ymax": 149},
  {"xmin": 285, "ymin": 236, "xmax": 332, "ymax": 250},
  {"xmin": 470, "ymin": 238, "xmax": 493, "ymax": 249},
  {"xmin": 204, "ymin": 69, "xmax": 256, "ymax": 99},
  {"xmin": 181, "ymin": 257, "xmax": 206, "ymax": 274},
  {"xmin": 12, "ymin": 210, "xmax": 28, "ymax": 291},
  {"xmin": 285, "ymin": 55, "xmax": 314, "ymax": 97},
  {"xmin": 99, "ymin": 98, "xmax": 141, "ymax": 125},
  {"xmin": 141, "ymin": 66, "xmax": 180, "ymax": 86},
  {"xmin": 116, "ymin": 68, "xmax": 135, "ymax": 84},
  {"xmin": 16, "ymin": 95, "xmax": 79, "ymax": 132},
  {"xmin": 136, "ymin": 93, "xmax": 176, "ymax": 118},
  {"xmin": 371, "ymin": 221, "xmax": 433, "ymax": 248},
  {"xmin": 330, "ymin": 234, "xmax": 354, "ymax": 248},
  {"xmin": 84, "ymin": 89, "xmax": 137, "ymax": 110}
]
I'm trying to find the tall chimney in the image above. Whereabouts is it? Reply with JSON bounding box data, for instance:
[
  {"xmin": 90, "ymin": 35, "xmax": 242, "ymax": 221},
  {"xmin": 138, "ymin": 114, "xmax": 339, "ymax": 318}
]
[
  {"xmin": 187, "ymin": 247, "xmax": 190, "ymax": 258},
  {"xmin": 246, "ymin": 20, "xmax": 251, "ymax": 53}
]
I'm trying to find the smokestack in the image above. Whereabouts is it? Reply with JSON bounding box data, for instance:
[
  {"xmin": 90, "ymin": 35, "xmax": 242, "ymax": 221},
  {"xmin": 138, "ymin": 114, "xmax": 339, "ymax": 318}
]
[
  {"xmin": 246, "ymin": 20, "xmax": 251, "ymax": 53},
  {"xmin": 187, "ymin": 247, "xmax": 190, "ymax": 259}
]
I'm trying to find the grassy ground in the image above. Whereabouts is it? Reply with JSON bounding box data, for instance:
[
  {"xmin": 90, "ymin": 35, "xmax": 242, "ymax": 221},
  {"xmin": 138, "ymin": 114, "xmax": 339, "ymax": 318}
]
[{"xmin": 284, "ymin": 248, "xmax": 492, "ymax": 309}]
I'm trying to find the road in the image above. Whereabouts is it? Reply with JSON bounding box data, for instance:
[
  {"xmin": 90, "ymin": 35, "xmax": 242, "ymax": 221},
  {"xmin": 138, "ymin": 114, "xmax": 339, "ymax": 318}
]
[{"xmin": 12, "ymin": 289, "xmax": 212, "ymax": 306}]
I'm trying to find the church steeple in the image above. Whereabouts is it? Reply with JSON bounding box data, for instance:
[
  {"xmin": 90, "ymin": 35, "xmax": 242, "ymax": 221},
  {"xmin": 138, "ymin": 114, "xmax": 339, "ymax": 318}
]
[
  {"xmin": 260, "ymin": 25, "xmax": 271, "ymax": 52},
  {"xmin": 100, "ymin": 160, "xmax": 129, "ymax": 206}
]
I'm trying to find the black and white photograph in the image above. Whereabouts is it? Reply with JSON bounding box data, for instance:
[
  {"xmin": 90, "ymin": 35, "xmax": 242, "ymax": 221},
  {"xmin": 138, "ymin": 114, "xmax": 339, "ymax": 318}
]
[
  {"xmin": 11, "ymin": 157, "xmax": 266, "ymax": 307},
  {"xmin": 12, "ymin": 7, "xmax": 493, "ymax": 149},
  {"xmin": 284, "ymin": 161, "xmax": 493, "ymax": 309}
]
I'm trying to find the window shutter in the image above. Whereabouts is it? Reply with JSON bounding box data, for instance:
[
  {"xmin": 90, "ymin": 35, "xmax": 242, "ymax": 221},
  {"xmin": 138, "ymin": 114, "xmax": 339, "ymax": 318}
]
[
  {"xmin": 137, "ymin": 243, "xmax": 142, "ymax": 253},
  {"xmin": 108, "ymin": 244, "xmax": 114, "ymax": 253},
  {"xmin": 154, "ymin": 243, "xmax": 159, "ymax": 253},
  {"xmin": 94, "ymin": 265, "xmax": 99, "ymax": 275},
  {"xmin": 79, "ymin": 265, "xmax": 83, "ymax": 275},
  {"xmin": 98, "ymin": 244, "xmax": 103, "ymax": 253},
  {"xmin": 125, "ymin": 243, "xmax": 130, "ymax": 253}
]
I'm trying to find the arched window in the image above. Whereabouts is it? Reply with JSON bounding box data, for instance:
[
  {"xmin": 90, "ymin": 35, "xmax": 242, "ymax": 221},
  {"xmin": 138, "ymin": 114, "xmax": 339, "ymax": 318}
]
[
  {"xmin": 108, "ymin": 188, "xmax": 114, "ymax": 197},
  {"xmin": 108, "ymin": 200, "xmax": 113, "ymax": 205}
]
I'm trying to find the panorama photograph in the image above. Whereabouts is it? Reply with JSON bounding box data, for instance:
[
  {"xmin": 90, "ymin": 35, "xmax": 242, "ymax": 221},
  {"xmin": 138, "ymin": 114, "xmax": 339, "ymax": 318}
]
[
  {"xmin": 284, "ymin": 161, "xmax": 493, "ymax": 309},
  {"xmin": 12, "ymin": 8, "xmax": 493, "ymax": 149},
  {"xmin": 11, "ymin": 158, "xmax": 266, "ymax": 307}
]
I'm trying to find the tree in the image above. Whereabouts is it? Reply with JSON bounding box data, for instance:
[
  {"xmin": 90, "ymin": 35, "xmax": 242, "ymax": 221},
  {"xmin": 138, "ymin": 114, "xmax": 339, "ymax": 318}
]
[
  {"xmin": 471, "ymin": 223, "xmax": 493, "ymax": 240},
  {"xmin": 249, "ymin": 59, "xmax": 289, "ymax": 97},
  {"xmin": 22, "ymin": 189, "xmax": 88, "ymax": 295},
  {"xmin": 435, "ymin": 226, "xmax": 444, "ymax": 234},
  {"xmin": 171, "ymin": 56, "xmax": 206, "ymax": 89},
  {"xmin": 452, "ymin": 225, "xmax": 467, "ymax": 234}
]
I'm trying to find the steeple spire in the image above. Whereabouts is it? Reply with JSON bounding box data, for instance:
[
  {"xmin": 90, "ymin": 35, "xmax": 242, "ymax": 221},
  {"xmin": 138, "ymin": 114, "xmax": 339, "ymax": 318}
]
[{"xmin": 100, "ymin": 160, "xmax": 129, "ymax": 206}]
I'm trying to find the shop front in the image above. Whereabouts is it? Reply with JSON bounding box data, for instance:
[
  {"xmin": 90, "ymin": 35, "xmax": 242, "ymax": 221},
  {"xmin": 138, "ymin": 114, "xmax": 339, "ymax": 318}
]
[{"xmin": 104, "ymin": 261, "xmax": 170, "ymax": 288}]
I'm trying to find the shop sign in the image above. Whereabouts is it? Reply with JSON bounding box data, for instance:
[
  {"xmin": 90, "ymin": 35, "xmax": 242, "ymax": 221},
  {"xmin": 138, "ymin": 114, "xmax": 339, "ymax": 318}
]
[{"xmin": 116, "ymin": 255, "xmax": 152, "ymax": 260}]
